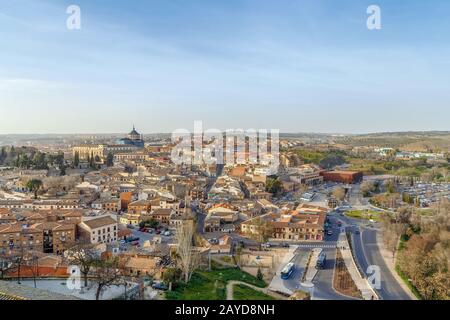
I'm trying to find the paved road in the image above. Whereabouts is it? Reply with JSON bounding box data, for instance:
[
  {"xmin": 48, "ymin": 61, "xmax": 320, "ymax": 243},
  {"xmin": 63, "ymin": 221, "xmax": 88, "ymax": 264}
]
[
  {"xmin": 326, "ymin": 209, "xmax": 411, "ymax": 300},
  {"xmin": 127, "ymin": 229, "xmax": 174, "ymax": 247},
  {"xmin": 351, "ymin": 228, "xmax": 411, "ymax": 300},
  {"xmin": 312, "ymin": 247, "xmax": 356, "ymax": 300},
  {"xmin": 281, "ymin": 246, "xmax": 355, "ymax": 300}
]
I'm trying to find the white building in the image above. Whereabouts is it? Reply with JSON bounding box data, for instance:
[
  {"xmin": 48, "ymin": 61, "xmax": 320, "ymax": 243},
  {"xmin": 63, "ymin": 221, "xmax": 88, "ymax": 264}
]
[{"xmin": 78, "ymin": 215, "xmax": 118, "ymax": 244}]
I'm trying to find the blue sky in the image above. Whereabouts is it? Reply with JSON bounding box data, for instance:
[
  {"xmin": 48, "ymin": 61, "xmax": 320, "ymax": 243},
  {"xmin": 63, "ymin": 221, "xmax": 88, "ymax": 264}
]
[{"xmin": 0, "ymin": 0, "xmax": 449, "ymax": 134}]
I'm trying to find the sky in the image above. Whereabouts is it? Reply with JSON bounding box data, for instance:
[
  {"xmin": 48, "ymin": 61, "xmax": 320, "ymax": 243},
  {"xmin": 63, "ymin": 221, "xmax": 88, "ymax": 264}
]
[{"xmin": 0, "ymin": 0, "xmax": 449, "ymax": 134}]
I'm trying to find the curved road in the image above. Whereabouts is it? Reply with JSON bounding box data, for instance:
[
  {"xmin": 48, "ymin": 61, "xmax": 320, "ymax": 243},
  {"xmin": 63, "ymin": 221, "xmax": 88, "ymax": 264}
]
[{"xmin": 351, "ymin": 227, "xmax": 411, "ymax": 300}]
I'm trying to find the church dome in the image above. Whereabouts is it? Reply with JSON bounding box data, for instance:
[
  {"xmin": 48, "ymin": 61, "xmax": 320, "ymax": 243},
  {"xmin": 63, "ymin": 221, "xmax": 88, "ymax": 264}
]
[{"xmin": 128, "ymin": 126, "xmax": 141, "ymax": 140}]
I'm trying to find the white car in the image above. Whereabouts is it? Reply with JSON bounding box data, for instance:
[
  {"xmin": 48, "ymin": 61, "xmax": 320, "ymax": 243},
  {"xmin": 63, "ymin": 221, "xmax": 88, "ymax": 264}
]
[{"xmin": 163, "ymin": 231, "xmax": 171, "ymax": 236}]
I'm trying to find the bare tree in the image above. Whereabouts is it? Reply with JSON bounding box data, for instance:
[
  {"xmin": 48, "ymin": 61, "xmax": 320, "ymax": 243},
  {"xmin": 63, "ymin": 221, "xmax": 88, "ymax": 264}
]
[
  {"xmin": 0, "ymin": 251, "xmax": 17, "ymax": 280},
  {"xmin": 175, "ymin": 221, "xmax": 199, "ymax": 283},
  {"xmin": 381, "ymin": 217, "xmax": 405, "ymax": 259},
  {"xmin": 333, "ymin": 186, "xmax": 346, "ymax": 202},
  {"xmin": 91, "ymin": 257, "xmax": 123, "ymax": 300},
  {"xmin": 65, "ymin": 241, "xmax": 99, "ymax": 287}
]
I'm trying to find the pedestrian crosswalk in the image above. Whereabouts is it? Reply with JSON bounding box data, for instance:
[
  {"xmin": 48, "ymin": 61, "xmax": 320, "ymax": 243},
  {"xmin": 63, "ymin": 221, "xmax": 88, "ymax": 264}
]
[{"xmin": 296, "ymin": 244, "xmax": 337, "ymax": 249}]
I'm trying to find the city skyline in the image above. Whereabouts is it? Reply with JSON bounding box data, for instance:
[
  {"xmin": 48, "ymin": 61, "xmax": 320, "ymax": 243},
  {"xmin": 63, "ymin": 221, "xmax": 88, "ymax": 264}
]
[{"xmin": 1, "ymin": 0, "xmax": 450, "ymax": 134}]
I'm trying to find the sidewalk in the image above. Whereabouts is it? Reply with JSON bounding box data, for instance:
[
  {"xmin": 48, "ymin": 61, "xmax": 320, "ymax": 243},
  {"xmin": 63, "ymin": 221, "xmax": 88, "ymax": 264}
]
[
  {"xmin": 301, "ymin": 248, "xmax": 321, "ymax": 286},
  {"xmin": 268, "ymin": 245, "xmax": 298, "ymax": 295},
  {"xmin": 376, "ymin": 232, "xmax": 418, "ymax": 300}
]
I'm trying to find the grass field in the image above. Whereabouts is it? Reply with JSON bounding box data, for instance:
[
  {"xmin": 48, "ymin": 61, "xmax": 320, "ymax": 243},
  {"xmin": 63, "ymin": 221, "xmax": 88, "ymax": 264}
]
[
  {"xmin": 233, "ymin": 284, "xmax": 275, "ymax": 301},
  {"xmin": 165, "ymin": 266, "xmax": 266, "ymax": 300},
  {"xmin": 345, "ymin": 210, "xmax": 384, "ymax": 222}
]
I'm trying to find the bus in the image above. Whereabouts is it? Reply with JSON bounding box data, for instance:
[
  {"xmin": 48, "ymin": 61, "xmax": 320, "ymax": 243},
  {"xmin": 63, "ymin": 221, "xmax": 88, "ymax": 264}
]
[
  {"xmin": 316, "ymin": 252, "xmax": 327, "ymax": 270},
  {"xmin": 281, "ymin": 262, "xmax": 295, "ymax": 280}
]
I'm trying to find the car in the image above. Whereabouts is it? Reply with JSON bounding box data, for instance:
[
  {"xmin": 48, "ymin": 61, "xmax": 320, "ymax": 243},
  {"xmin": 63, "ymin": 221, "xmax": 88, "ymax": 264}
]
[
  {"xmin": 126, "ymin": 237, "xmax": 140, "ymax": 243},
  {"xmin": 281, "ymin": 243, "xmax": 290, "ymax": 248},
  {"xmin": 152, "ymin": 282, "xmax": 169, "ymax": 291},
  {"xmin": 163, "ymin": 231, "xmax": 171, "ymax": 236},
  {"xmin": 155, "ymin": 230, "xmax": 161, "ymax": 234},
  {"xmin": 146, "ymin": 229, "xmax": 154, "ymax": 234},
  {"xmin": 327, "ymin": 230, "xmax": 333, "ymax": 236},
  {"xmin": 208, "ymin": 238, "xmax": 218, "ymax": 244},
  {"xmin": 120, "ymin": 239, "xmax": 126, "ymax": 245},
  {"xmin": 354, "ymin": 228, "xmax": 360, "ymax": 235}
]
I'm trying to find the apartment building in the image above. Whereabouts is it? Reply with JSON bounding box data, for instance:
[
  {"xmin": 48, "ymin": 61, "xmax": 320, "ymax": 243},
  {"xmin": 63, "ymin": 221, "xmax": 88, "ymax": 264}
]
[
  {"xmin": 127, "ymin": 200, "xmax": 152, "ymax": 214},
  {"xmin": 0, "ymin": 221, "xmax": 76, "ymax": 255},
  {"xmin": 0, "ymin": 199, "xmax": 81, "ymax": 210},
  {"xmin": 91, "ymin": 198, "xmax": 121, "ymax": 212},
  {"xmin": 78, "ymin": 216, "xmax": 118, "ymax": 244},
  {"xmin": 241, "ymin": 205, "xmax": 327, "ymax": 242}
]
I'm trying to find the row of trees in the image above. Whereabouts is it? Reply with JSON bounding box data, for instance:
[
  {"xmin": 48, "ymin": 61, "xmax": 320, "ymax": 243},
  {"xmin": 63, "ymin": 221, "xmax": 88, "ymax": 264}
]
[
  {"xmin": 381, "ymin": 200, "xmax": 450, "ymax": 300},
  {"xmin": 0, "ymin": 146, "xmax": 67, "ymax": 175},
  {"xmin": 74, "ymin": 151, "xmax": 114, "ymax": 169}
]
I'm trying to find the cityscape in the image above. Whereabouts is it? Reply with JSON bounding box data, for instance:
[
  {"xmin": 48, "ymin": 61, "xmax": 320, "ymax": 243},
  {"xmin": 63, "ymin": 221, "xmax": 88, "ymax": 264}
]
[
  {"xmin": 0, "ymin": 128, "xmax": 448, "ymax": 301},
  {"xmin": 0, "ymin": 0, "xmax": 449, "ymax": 311}
]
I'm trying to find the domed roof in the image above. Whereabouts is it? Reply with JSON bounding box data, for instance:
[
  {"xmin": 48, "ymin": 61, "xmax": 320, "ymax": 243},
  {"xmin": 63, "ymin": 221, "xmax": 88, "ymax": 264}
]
[{"xmin": 129, "ymin": 125, "xmax": 140, "ymax": 136}]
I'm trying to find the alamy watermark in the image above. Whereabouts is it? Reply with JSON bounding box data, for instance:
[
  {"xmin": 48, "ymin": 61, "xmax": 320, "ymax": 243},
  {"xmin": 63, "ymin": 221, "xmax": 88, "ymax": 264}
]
[
  {"xmin": 171, "ymin": 121, "xmax": 280, "ymax": 174},
  {"xmin": 367, "ymin": 5, "xmax": 382, "ymax": 30},
  {"xmin": 66, "ymin": 5, "xmax": 81, "ymax": 30}
]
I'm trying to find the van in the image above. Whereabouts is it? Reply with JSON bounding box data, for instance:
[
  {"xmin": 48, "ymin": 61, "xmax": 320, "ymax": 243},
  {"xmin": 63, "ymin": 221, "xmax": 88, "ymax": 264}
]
[{"xmin": 316, "ymin": 253, "xmax": 327, "ymax": 269}]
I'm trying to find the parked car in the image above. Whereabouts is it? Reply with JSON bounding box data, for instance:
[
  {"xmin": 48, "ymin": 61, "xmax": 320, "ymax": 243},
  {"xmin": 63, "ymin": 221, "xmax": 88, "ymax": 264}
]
[
  {"xmin": 163, "ymin": 231, "xmax": 171, "ymax": 236},
  {"xmin": 327, "ymin": 230, "xmax": 333, "ymax": 236},
  {"xmin": 208, "ymin": 238, "xmax": 218, "ymax": 244},
  {"xmin": 126, "ymin": 236, "xmax": 140, "ymax": 243},
  {"xmin": 152, "ymin": 282, "xmax": 169, "ymax": 291}
]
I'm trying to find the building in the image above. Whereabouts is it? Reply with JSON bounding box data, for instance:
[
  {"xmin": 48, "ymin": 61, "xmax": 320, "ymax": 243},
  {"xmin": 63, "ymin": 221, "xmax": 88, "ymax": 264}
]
[
  {"xmin": 116, "ymin": 126, "xmax": 145, "ymax": 148},
  {"xmin": 151, "ymin": 209, "xmax": 173, "ymax": 224},
  {"xmin": 0, "ymin": 221, "xmax": 76, "ymax": 255},
  {"xmin": 72, "ymin": 144, "xmax": 138, "ymax": 162},
  {"xmin": 72, "ymin": 126, "xmax": 145, "ymax": 162},
  {"xmin": 91, "ymin": 198, "xmax": 121, "ymax": 212},
  {"xmin": 320, "ymin": 170, "xmax": 363, "ymax": 184},
  {"xmin": 128, "ymin": 200, "xmax": 152, "ymax": 214},
  {"xmin": 0, "ymin": 199, "xmax": 81, "ymax": 210},
  {"xmin": 288, "ymin": 164, "xmax": 324, "ymax": 186},
  {"xmin": 241, "ymin": 204, "xmax": 327, "ymax": 242},
  {"xmin": 209, "ymin": 235, "xmax": 232, "ymax": 254},
  {"xmin": 78, "ymin": 216, "xmax": 118, "ymax": 244},
  {"xmin": 119, "ymin": 214, "xmax": 141, "ymax": 226},
  {"xmin": 120, "ymin": 192, "xmax": 133, "ymax": 212}
]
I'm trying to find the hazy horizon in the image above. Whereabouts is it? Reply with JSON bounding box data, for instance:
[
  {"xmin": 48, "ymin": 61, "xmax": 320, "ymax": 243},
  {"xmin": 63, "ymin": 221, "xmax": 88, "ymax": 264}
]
[
  {"xmin": 1, "ymin": 0, "xmax": 450, "ymax": 134},
  {"xmin": 0, "ymin": 129, "xmax": 449, "ymax": 136}
]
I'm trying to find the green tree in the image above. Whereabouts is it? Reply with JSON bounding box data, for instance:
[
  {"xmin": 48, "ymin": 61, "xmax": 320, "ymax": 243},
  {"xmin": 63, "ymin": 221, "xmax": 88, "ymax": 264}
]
[
  {"xmin": 257, "ymin": 267, "xmax": 264, "ymax": 282},
  {"xmin": 163, "ymin": 268, "xmax": 182, "ymax": 290},
  {"xmin": 26, "ymin": 179, "xmax": 43, "ymax": 199},
  {"xmin": 106, "ymin": 152, "xmax": 114, "ymax": 167},
  {"xmin": 0, "ymin": 147, "xmax": 7, "ymax": 164},
  {"xmin": 266, "ymin": 177, "xmax": 282, "ymax": 195},
  {"xmin": 74, "ymin": 151, "xmax": 80, "ymax": 167}
]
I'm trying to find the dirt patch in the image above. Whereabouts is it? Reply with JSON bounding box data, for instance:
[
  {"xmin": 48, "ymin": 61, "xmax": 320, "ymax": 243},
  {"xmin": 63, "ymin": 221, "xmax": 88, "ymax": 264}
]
[{"xmin": 333, "ymin": 250, "xmax": 362, "ymax": 299}]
